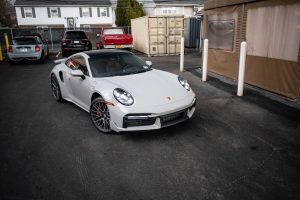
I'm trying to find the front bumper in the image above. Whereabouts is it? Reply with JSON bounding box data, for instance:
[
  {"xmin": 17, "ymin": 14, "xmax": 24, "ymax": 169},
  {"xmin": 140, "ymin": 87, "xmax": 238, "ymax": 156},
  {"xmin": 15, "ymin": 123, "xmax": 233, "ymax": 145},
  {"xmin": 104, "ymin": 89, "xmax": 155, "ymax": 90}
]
[{"xmin": 109, "ymin": 97, "xmax": 196, "ymax": 132}]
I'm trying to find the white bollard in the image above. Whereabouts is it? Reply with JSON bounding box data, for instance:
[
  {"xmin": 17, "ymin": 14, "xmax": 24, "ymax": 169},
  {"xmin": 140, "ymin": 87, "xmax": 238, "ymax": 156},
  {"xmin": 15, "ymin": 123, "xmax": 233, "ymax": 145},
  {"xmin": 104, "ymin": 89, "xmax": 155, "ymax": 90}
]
[
  {"xmin": 202, "ymin": 39, "xmax": 208, "ymax": 82},
  {"xmin": 180, "ymin": 37, "xmax": 185, "ymax": 72},
  {"xmin": 237, "ymin": 41, "xmax": 247, "ymax": 96}
]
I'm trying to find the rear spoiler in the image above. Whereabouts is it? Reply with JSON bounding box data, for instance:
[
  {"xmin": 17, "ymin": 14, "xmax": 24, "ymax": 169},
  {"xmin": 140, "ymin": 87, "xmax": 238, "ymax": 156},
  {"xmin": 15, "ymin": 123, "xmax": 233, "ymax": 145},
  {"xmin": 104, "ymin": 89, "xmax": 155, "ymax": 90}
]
[{"xmin": 54, "ymin": 58, "xmax": 66, "ymax": 64}]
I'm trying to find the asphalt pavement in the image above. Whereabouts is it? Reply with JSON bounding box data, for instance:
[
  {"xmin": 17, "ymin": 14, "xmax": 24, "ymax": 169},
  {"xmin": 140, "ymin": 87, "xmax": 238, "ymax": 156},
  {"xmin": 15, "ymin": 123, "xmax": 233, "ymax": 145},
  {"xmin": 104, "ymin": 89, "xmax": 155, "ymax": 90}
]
[{"xmin": 0, "ymin": 53, "xmax": 299, "ymax": 200}]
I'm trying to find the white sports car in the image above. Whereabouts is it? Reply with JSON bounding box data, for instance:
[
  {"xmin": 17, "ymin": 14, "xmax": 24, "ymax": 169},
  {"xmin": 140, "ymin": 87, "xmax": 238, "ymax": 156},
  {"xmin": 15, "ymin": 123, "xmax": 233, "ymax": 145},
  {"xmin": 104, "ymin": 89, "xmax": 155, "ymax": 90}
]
[{"xmin": 50, "ymin": 50, "xmax": 196, "ymax": 133}]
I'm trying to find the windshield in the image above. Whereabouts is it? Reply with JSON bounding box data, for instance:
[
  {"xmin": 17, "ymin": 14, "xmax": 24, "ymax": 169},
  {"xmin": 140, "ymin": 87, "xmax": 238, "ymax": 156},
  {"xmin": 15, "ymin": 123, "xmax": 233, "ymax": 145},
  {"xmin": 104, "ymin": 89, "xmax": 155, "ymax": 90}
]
[
  {"xmin": 65, "ymin": 31, "xmax": 87, "ymax": 39},
  {"xmin": 103, "ymin": 29, "xmax": 124, "ymax": 35},
  {"xmin": 13, "ymin": 37, "xmax": 40, "ymax": 45},
  {"xmin": 89, "ymin": 53, "xmax": 151, "ymax": 77}
]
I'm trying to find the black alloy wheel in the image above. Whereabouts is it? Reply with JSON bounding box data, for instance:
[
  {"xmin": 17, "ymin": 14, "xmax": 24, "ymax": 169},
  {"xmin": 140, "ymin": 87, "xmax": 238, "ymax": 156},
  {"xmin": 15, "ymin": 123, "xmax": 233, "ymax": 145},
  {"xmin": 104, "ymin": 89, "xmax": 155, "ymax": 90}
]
[
  {"xmin": 90, "ymin": 97, "xmax": 111, "ymax": 133},
  {"xmin": 50, "ymin": 74, "xmax": 63, "ymax": 102}
]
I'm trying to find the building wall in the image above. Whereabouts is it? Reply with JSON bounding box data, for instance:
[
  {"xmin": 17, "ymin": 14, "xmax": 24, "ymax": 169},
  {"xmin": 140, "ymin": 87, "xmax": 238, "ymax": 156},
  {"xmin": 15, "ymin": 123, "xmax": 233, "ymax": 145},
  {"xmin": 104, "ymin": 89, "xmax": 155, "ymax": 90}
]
[
  {"xmin": 204, "ymin": 0, "xmax": 300, "ymax": 100},
  {"xmin": 15, "ymin": 6, "xmax": 113, "ymax": 28}
]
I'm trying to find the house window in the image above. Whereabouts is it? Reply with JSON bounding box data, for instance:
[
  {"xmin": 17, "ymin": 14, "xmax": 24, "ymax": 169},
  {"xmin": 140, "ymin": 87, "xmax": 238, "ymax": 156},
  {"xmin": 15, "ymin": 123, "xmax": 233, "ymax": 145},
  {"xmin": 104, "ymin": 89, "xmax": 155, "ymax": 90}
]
[
  {"xmin": 24, "ymin": 7, "xmax": 33, "ymax": 18},
  {"xmin": 82, "ymin": 8, "xmax": 90, "ymax": 17},
  {"xmin": 97, "ymin": 8, "xmax": 110, "ymax": 17},
  {"xmin": 50, "ymin": 7, "xmax": 58, "ymax": 17},
  {"xmin": 100, "ymin": 8, "xmax": 107, "ymax": 16},
  {"xmin": 161, "ymin": 7, "xmax": 176, "ymax": 14},
  {"xmin": 81, "ymin": 24, "xmax": 91, "ymax": 32}
]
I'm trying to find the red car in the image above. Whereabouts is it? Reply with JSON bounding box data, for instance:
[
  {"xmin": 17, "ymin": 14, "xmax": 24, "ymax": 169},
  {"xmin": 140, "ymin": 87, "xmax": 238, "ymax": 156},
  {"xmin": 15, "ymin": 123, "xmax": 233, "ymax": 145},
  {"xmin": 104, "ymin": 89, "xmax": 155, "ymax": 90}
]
[{"xmin": 96, "ymin": 28, "xmax": 133, "ymax": 50}]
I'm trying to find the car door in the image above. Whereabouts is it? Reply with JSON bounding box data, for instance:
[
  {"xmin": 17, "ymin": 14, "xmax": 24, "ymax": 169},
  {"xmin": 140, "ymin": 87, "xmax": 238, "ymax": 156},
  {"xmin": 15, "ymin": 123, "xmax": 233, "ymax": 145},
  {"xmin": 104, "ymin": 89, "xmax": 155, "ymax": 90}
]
[{"xmin": 68, "ymin": 55, "xmax": 92, "ymax": 110}]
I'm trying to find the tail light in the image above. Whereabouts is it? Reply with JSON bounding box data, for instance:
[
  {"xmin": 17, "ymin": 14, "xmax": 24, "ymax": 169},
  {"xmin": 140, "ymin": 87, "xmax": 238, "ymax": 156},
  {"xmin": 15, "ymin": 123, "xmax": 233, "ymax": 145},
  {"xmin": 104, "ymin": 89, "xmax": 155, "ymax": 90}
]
[
  {"xmin": 62, "ymin": 39, "xmax": 71, "ymax": 44},
  {"xmin": 35, "ymin": 45, "xmax": 40, "ymax": 52},
  {"xmin": 82, "ymin": 39, "xmax": 90, "ymax": 44},
  {"xmin": 8, "ymin": 46, "xmax": 13, "ymax": 53},
  {"xmin": 96, "ymin": 43, "xmax": 100, "ymax": 49}
]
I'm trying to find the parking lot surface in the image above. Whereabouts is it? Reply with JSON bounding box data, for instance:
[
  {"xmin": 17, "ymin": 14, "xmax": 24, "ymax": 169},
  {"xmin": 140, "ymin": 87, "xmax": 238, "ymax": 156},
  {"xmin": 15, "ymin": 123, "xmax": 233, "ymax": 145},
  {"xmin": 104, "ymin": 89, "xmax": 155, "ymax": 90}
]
[{"xmin": 0, "ymin": 53, "xmax": 299, "ymax": 200}]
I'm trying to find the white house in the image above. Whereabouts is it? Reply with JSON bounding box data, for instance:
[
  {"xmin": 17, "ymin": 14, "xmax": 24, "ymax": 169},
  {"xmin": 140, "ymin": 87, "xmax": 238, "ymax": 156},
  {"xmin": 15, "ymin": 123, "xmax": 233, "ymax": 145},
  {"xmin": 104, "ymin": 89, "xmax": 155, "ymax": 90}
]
[
  {"xmin": 143, "ymin": 0, "xmax": 204, "ymax": 17},
  {"xmin": 14, "ymin": 0, "xmax": 113, "ymax": 29}
]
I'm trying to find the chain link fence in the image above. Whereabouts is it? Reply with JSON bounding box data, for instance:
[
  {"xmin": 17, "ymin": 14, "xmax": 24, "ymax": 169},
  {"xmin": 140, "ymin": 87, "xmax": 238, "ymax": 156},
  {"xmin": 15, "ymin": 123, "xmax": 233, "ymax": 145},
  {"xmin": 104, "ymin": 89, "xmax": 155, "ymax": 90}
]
[{"xmin": 0, "ymin": 26, "xmax": 131, "ymax": 54}]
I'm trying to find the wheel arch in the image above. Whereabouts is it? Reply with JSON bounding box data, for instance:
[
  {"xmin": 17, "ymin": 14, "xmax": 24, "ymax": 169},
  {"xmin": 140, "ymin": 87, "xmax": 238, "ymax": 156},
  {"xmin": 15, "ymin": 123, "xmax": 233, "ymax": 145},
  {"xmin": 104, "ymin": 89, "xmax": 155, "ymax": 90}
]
[{"xmin": 91, "ymin": 92, "xmax": 103, "ymax": 103}]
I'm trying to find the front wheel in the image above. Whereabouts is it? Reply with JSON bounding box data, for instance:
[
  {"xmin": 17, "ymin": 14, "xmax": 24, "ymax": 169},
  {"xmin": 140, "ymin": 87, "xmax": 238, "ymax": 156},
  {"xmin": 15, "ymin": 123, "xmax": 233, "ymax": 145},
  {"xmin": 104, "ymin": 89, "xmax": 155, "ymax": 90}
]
[
  {"xmin": 50, "ymin": 74, "xmax": 63, "ymax": 102},
  {"xmin": 90, "ymin": 97, "xmax": 112, "ymax": 133}
]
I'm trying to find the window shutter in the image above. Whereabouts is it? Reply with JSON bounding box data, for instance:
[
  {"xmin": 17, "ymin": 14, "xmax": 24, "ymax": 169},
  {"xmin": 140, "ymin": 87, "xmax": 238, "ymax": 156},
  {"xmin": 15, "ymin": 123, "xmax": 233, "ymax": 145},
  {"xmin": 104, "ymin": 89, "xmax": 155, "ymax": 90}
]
[
  {"xmin": 47, "ymin": 8, "xmax": 51, "ymax": 18},
  {"xmin": 107, "ymin": 8, "xmax": 110, "ymax": 17},
  {"xmin": 21, "ymin": 7, "xmax": 25, "ymax": 18},
  {"xmin": 79, "ymin": 8, "xmax": 82, "ymax": 17},
  {"xmin": 32, "ymin": 7, "xmax": 36, "ymax": 18},
  {"xmin": 89, "ymin": 8, "xmax": 92, "ymax": 17},
  {"xmin": 58, "ymin": 7, "xmax": 61, "ymax": 17},
  {"xmin": 97, "ymin": 8, "xmax": 100, "ymax": 17}
]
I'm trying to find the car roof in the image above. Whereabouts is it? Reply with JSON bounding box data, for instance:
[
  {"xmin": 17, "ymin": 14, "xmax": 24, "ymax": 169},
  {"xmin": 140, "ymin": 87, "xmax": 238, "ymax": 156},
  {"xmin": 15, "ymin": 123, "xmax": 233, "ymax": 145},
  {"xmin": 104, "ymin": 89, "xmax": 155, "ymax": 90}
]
[
  {"xmin": 13, "ymin": 36, "xmax": 38, "ymax": 39},
  {"xmin": 85, "ymin": 49, "xmax": 131, "ymax": 58},
  {"xmin": 65, "ymin": 30, "xmax": 85, "ymax": 33}
]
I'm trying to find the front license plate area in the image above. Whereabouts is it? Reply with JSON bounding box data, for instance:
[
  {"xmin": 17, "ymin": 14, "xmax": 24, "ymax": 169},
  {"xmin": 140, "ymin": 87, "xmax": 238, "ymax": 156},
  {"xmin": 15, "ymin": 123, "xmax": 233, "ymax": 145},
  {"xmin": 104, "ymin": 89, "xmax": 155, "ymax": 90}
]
[{"xmin": 115, "ymin": 45, "xmax": 122, "ymax": 48}]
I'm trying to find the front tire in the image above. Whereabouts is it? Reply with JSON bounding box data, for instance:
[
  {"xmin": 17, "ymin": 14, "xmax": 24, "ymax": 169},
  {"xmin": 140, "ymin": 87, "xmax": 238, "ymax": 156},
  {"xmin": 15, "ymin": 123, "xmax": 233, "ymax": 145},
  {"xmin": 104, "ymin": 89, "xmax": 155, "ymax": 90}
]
[
  {"xmin": 50, "ymin": 74, "xmax": 63, "ymax": 102},
  {"xmin": 90, "ymin": 97, "xmax": 112, "ymax": 133}
]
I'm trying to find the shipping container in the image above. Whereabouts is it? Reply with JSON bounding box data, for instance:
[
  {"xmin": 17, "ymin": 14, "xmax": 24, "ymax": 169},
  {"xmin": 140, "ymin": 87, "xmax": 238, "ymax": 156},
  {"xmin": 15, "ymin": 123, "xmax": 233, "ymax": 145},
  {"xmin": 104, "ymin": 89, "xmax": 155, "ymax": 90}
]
[
  {"xmin": 184, "ymin": 17, "xmax": 201, "ymax": 48},
  {"xmin": 131, "ymin": 15, "xmax": 184, "ymax": 56}
]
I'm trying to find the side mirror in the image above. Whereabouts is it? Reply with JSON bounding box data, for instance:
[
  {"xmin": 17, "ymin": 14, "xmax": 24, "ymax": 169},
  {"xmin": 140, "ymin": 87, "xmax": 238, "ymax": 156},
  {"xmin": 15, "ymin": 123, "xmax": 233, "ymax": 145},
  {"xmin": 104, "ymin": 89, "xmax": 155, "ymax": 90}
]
[
  {"xmin": 44, "ymin": 39, "xmax": 49, "ymax": 44},
  {"xmin": 145, "ymin": 61, "xmax": 153, "ymax": 67},
  {"xmin": 71, "ymin": 70, "xmax": 85, "ymax": 79}
]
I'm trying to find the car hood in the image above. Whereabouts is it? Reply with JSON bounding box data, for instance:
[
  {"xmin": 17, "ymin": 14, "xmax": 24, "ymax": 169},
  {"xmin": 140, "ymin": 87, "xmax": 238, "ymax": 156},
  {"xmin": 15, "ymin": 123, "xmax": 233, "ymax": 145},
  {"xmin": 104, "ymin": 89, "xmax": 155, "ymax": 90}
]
[{"xmin": 93, "ymin": 69, "xmax": 188, "ymax": 107}]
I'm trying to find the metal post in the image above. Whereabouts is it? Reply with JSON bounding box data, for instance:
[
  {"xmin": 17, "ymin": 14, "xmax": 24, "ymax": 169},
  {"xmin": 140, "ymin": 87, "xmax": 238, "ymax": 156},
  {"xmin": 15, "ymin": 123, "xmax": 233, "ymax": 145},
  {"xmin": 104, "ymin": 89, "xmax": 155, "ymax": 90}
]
[
  {"xmin": 180, "ymin": 37, "xmax": 185, "ymax": 72},
  {"xmin": 237, "ymin": 41, "xmax": 247, "ymax": 96},
  {"xmin": 202, "ymin": 39, "xmax": 208, "ymax": 81},
  {"xmin": 0, "ymin": 45, "xmax": 3, "ymax": 61},
  {"xmin": 49, "ymin": 27, "xmax": 54, "ymax": 50},
  {"xmin": 10, "ymin": 28, "xmax": 13, "ymax": 40},
  {"xmin": 4, "ymin": 33, "xmax": 9, "ymax": 51}
]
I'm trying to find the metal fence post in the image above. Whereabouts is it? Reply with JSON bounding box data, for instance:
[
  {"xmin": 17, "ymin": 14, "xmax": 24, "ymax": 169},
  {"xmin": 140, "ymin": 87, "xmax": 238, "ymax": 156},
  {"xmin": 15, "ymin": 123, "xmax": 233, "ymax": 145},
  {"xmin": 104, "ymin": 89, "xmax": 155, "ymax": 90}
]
[{"xmin": 49, "ymin": 27, "xmax": 54, "ymax": 50}]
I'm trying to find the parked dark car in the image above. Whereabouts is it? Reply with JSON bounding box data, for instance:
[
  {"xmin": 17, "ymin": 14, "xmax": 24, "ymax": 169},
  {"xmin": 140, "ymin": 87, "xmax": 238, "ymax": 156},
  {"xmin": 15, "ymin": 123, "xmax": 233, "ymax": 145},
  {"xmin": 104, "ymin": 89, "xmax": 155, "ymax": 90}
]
[{"xmin": 61, "ymin": 30, "xmax": 92, "ymax": 57}]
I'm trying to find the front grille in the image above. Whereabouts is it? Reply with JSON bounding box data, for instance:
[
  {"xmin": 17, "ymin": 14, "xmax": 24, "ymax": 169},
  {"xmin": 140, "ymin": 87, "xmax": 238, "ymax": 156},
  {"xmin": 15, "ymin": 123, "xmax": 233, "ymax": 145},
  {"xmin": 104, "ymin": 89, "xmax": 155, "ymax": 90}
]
[
  {"xmin": 123, "ymin": 115, "xmax": 156, "ymax": 128},
  {"xmin": 160, "ymin": 109, "xmax": 187, "ymax": 127}
]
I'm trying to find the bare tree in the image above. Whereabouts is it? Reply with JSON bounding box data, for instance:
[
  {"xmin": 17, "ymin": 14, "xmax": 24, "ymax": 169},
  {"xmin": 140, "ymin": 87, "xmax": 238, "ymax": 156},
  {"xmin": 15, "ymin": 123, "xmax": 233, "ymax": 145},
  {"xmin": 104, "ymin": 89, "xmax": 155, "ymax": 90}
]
[{"xmin": 0, "ymin": 0, "xmax": 14, "ymax": 27}]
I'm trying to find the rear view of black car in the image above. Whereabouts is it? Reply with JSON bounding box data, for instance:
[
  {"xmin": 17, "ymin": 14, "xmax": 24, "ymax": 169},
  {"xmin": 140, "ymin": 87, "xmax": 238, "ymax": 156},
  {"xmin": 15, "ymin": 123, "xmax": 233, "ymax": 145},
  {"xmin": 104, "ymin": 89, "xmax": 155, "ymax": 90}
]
[{"xmin": 61, "ymin": 30, "xmax": 92, "ymax": 57}]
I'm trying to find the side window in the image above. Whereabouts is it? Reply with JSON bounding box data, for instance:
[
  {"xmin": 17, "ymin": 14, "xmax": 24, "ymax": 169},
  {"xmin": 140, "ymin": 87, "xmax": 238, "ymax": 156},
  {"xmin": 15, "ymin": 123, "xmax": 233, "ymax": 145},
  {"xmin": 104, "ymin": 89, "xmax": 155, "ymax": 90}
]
[{"xmin": 66, "ymin": 56, "xmax": 89, "ymax": 76}]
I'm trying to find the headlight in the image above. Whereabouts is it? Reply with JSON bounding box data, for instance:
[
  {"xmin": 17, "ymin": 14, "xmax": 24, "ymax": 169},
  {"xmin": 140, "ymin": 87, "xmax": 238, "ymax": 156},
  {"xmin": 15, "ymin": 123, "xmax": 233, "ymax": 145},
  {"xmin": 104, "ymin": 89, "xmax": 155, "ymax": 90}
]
[
  {"xmin": 113, "ymin": 88, "xmax": 134, "ymax": 106},
  {"xmin": 178, "ymin": 76, "xmax": 190, "ymax": 91}
]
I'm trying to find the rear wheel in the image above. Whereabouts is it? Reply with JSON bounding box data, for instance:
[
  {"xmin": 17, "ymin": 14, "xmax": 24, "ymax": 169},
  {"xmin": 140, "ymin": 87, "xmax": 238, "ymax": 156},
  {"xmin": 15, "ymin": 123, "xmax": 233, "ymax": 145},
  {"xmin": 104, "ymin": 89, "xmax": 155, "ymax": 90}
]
[
  {"xmin": 8, "ymin": 59, "xmax": 15, "ymax": 65},
  {"xmin": 39, "ymin": 51, "xmax": 45, "ymax": 63},
  {"xmin": 90, "ymin": 97, "xmax": 112, "ymax": 133},
  {"xmin": 50, "ymin": 74, "xmax": 63, "ymax": 102}
]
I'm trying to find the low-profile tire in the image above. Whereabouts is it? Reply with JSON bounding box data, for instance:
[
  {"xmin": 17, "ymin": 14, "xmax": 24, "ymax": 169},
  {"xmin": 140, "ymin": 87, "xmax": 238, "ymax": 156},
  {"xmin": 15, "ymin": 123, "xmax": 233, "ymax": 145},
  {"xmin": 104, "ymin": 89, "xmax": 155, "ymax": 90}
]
[
  {"xmin": 90, "ymin": 97, "xmax": 112, "ymax": 133},
  {"xmin": 50, "ymin": 74, "xmax": 63, "ymax": 102},
  {"xmin": 8, "ymin": 59, "xmax": 15, "ymax": 65}
]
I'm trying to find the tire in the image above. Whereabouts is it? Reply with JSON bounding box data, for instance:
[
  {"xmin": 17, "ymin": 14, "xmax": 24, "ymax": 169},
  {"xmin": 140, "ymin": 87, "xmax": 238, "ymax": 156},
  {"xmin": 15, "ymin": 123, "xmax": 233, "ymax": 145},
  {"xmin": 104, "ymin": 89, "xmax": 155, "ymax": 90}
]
[
  {"xmin": 90, "ymin": 97, "xmax": 112, "ymax": 133},
  {"xmin": 8, "ymin": 59, "xmax": 15, "ymax": 65},
  {"xmin": 50, "ymin": 74, "xmax": 63, "ymax": 102},
  {"xmin": 61, "ymin": 51, "xmax": 67, "ymax": 57},
  {"xmin": 46, "ymin": 48, "xmax": 50, "ymax": 59},
  {"xmin": 39, "ymin": 51, "xmax": 45, "ymax": 63}
]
